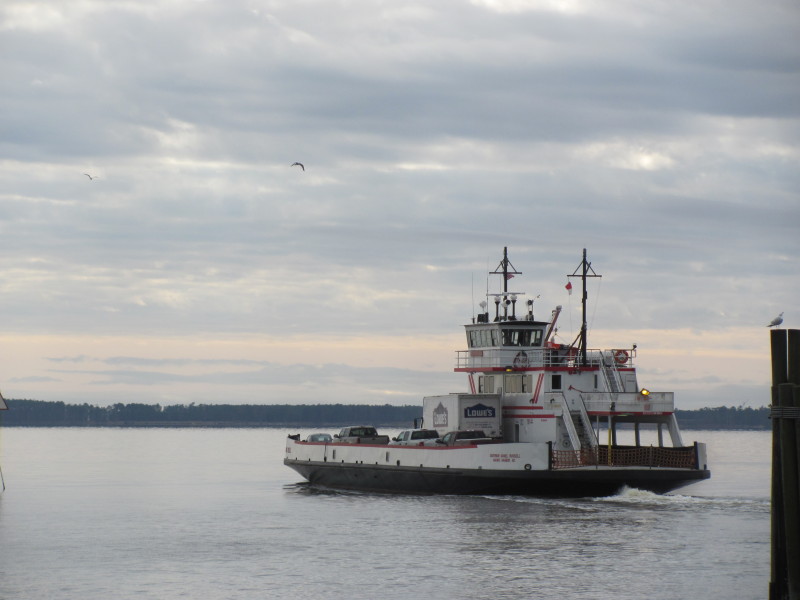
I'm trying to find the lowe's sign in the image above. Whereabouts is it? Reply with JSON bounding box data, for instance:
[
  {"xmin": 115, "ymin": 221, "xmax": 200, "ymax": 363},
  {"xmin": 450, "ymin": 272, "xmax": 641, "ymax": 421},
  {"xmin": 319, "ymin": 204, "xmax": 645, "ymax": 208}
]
[{"xmin": 464, "ymin": 403, "xmax": 496, "ymax": 419}]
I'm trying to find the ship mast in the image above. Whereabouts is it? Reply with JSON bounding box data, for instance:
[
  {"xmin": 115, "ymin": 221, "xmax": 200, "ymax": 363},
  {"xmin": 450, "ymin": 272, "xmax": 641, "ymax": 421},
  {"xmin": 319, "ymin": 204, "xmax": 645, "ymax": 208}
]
[
  {"xmin": 568, "ymin": 248, "xmax": 601, "ymax": 366},
  {"xmin": 490, "ymin": 247, "xmax": 522, "ymax": 321}
]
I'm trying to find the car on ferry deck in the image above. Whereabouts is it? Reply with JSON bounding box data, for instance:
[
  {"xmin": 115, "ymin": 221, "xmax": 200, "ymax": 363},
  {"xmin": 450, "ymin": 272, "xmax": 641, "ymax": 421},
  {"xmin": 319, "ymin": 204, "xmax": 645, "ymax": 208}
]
[
  {"xmin": 305, "ymin": 433, "xmax": 333, "ymax": 443},
  {"xmin": 435, "ymin": 430, "xmax": 495, "ymax": 446},
  {"xmin": 389, "ymin": 429, "xmax": 441, "ymax": 446}
]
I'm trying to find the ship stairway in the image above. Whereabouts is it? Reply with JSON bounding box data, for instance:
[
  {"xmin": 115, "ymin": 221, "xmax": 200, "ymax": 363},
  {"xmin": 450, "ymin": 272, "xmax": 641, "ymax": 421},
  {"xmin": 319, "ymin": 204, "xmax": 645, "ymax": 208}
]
[
  {"xmin": 601, "ymin": 354, "xmax": 624, "ymax": 394},
  {"xmin": 569, "ymin": 398, "xmax": 597, "ymax": 450}
]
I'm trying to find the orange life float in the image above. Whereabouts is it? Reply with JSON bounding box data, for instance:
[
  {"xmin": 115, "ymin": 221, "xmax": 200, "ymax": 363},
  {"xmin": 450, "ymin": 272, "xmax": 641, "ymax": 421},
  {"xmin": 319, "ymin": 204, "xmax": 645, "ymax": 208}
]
[{"xmin": 613, "ymin": 349, "xmax": 629, "ymax": 365}]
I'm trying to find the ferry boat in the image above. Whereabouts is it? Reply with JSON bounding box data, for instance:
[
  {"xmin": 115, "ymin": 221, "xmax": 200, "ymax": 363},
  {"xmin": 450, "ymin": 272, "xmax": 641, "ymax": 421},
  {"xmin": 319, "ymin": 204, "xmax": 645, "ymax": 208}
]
[{"xmin": 284, "ymin": 248, "xmax": 710, "ymax": 497}]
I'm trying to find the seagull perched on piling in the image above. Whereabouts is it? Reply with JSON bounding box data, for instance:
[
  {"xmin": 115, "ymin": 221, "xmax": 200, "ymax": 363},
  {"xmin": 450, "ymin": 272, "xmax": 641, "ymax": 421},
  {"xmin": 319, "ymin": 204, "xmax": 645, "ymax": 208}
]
[
  {"xmin": 290, "ymin": 162, "xmax": 304, "ymax": 171},
  {"xmin": 767, "ymin": 312, "xmax": 784, "ymax": 328}
]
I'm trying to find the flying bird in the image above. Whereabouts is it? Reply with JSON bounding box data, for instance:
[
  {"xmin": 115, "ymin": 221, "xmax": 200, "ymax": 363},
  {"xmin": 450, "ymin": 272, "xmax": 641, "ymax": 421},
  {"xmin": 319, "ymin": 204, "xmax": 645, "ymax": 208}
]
[
  {"xmin": 767, "ymin": 312, "xmax": 784, "ymax": 328},
  {"xmin": 84, "ymin": 173, "xmax": 97, "ymax": 180},
  {"xmin": 290, "ymin": 162, "xmax": 305, "ymax": 171}
]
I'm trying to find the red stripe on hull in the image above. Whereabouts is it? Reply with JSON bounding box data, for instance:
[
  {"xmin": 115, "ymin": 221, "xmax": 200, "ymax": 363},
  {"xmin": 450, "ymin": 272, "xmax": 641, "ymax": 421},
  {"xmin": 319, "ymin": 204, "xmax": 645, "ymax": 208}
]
[{"xmin": 588, "ymin": 412, "xmax": 673, "ymax": 417}]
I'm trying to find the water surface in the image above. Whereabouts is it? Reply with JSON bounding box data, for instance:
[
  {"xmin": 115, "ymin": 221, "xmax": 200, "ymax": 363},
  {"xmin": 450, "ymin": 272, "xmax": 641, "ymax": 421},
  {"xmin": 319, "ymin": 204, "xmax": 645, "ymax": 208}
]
[{"xmin": 0, "ymin": 428, "xmax": 770, "ymax": 599}]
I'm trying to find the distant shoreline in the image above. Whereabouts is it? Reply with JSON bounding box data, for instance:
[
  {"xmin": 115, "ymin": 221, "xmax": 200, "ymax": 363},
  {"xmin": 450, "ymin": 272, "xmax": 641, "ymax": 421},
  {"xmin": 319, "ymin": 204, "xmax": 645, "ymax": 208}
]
[{"xmin": 0, "ymin": 399, "xmax": 770, "ymax": 430}]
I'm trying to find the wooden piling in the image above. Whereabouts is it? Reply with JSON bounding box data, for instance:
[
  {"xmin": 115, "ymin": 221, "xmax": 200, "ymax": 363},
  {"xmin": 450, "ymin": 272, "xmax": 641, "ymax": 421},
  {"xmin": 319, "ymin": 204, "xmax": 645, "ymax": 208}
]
[
  {"xmin": 789, "ymin": 330, "xmax": 800, "ymax": 600},
  {"xmin": 771, "ymin": 330, "xmax": 786, "ymax": 600},
  {"xmin": 770, "ymin": 329, "xmax": 800, "ymax": 600},
  {"xmin": 779, "ymin": 383, "xmax": 799, "ymax": 599}
]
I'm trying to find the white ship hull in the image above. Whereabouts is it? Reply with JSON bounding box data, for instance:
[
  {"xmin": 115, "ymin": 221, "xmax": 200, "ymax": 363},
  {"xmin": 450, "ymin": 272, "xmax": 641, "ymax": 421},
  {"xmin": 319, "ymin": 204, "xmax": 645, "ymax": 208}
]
[{"xmin": 284, "ymin": 439, "xmax": 709, "ymax": 496}]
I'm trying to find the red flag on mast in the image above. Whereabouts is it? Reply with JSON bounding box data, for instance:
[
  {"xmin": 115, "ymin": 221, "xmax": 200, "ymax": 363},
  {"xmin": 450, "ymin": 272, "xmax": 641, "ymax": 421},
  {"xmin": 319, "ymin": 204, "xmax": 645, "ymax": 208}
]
[{"xmin": 565, "ymin": 281, "xmax": 572, "ymax": 295}]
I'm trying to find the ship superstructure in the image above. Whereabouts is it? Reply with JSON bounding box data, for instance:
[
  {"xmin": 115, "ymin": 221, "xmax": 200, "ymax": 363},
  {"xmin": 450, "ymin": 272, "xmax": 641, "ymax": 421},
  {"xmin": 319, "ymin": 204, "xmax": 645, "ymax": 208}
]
[{"xmin": 456, "ymin": 248, "xmax": 689, "ymax": 467}]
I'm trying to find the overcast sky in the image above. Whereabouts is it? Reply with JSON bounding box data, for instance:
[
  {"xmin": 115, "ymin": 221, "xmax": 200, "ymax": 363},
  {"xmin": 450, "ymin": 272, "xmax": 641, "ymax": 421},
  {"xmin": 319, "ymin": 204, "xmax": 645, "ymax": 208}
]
[{"xmin": 1, "ymin": 0, "xmax": 798, "ymax": 410}]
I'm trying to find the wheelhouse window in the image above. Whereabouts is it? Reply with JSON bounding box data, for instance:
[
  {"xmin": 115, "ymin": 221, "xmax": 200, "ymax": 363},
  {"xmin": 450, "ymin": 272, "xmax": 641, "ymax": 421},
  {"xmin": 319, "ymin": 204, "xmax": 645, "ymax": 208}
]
[
  {"xmin": 468, "ymin": 328, "xmax": 501, "ymax": 348},
  {"xmin": 501, "ymin": 328, "xmax": 543, "ymax": 347},
  {"xmin": 470, "ymin": 328, "xmax": 508, "ymax": 348}
]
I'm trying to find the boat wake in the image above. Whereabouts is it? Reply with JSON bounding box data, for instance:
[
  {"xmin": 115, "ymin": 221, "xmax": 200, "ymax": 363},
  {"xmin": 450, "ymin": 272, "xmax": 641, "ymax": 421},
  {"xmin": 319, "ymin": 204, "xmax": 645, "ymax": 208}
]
[
  {"xmin": 591, "ymin": 485, "xmax": 769, "ymax": 513},
  {"xmin": 475, "ymin": 486, "xmax": 768, "ymax": 514}
]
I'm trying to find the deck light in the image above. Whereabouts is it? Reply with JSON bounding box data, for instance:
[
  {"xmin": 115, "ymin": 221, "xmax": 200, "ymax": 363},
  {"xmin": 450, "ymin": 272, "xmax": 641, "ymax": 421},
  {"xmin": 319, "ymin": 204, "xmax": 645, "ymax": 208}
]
[{"xmin": 640, "ymin": 388, "xmax": 650, "ymax": 396}]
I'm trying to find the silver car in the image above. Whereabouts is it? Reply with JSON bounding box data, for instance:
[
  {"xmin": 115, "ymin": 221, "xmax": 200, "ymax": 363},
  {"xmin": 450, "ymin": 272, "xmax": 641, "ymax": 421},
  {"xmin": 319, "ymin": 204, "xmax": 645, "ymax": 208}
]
[{"xmin": 389, "ymin": 429, "xmax": 441, "ymax": 446}]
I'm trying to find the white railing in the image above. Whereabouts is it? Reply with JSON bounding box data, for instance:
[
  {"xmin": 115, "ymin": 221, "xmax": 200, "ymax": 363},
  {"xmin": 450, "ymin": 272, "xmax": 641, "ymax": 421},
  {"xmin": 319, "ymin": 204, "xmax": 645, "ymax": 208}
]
[
  {"xmin": 455, "ymin": 349, "xmax": 545, "ymax": 369},
  {"xmin": 455, "ymin": 348, "xmax": 636, "ymax": 370},
  {"xmin": 568, "ymin": 392, "xmax": 674, "ymax": 414}
]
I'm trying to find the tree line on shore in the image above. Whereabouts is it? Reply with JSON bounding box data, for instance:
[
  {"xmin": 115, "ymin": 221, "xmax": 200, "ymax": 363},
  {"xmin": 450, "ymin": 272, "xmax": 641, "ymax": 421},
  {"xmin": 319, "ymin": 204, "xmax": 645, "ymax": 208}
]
[
  {"xmin": 0, "ymin": 399, "xmax": 421, "ymax": 427},
  {"xmin": 0, "ymin": 399, "xmax": 771, "ymax": 429}
]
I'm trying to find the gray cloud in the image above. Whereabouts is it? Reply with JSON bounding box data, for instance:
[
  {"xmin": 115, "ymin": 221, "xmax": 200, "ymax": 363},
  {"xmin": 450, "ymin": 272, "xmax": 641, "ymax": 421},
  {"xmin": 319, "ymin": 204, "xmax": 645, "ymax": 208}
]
[
  {"xmin": 1, "ymin": 0, "xmax": 798, "ymax": 406},
  {"xmin": 9, "ymin": 376, "xmax": 62, "ymax": 384}
]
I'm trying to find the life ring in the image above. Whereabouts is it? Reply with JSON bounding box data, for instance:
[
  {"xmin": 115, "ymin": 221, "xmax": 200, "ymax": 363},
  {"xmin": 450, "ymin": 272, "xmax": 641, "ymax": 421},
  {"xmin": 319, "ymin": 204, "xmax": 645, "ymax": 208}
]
[{"xmin": 613, "ymin": 349, "xmax": 629, "ymax": 365}]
